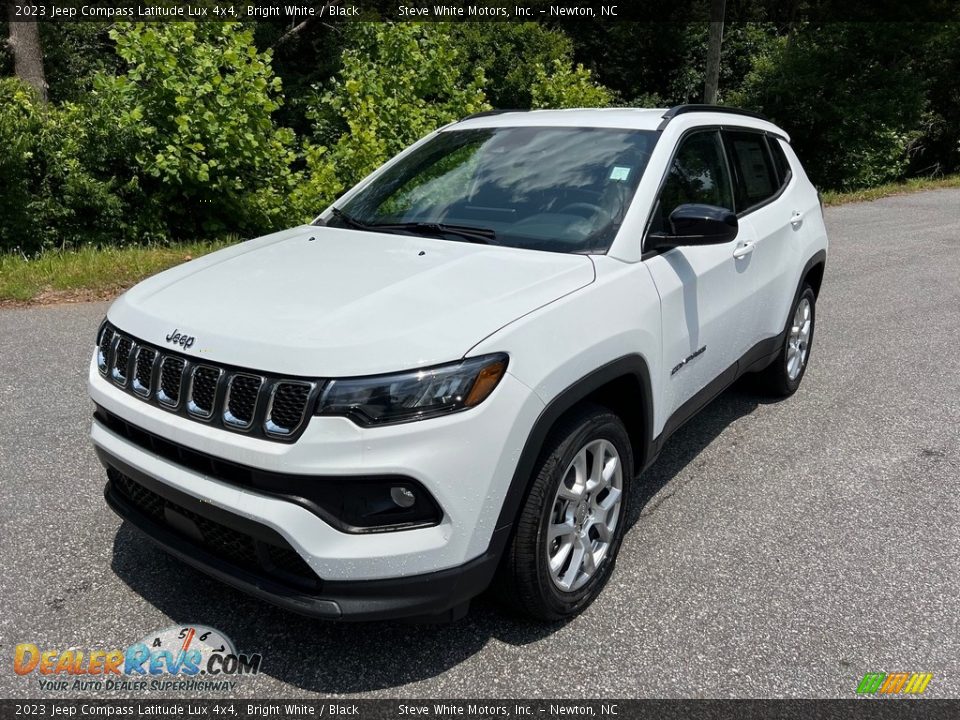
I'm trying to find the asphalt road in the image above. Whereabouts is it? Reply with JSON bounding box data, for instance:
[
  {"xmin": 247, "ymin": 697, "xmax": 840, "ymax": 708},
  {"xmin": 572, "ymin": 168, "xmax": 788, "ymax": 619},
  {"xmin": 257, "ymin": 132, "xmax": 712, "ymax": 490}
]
[{"xmin": 1, "ymin": 189, "xmax": 959, "ymax": 700}]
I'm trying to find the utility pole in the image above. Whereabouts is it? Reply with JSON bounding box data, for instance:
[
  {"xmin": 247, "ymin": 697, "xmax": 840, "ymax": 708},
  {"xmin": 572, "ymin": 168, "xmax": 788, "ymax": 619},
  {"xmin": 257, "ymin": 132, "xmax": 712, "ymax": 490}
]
[
  {"xmin": 6, "ymin": 6, "xmax": 48, "ymax": 102},
  {"xmin": 703, "ymin": 0, "xmax": 726, "ymax": 105}
]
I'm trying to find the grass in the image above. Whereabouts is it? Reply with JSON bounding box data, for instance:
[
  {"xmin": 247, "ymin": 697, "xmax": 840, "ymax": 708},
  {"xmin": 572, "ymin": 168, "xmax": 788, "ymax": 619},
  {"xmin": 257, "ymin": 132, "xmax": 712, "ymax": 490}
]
[
  {"xmin": 821, "ymin": 174, "xmax": 960, "ymax": 206},
  {"xmin": 0, "ymin": 239, "xmax": 235, "ymax": 305}
]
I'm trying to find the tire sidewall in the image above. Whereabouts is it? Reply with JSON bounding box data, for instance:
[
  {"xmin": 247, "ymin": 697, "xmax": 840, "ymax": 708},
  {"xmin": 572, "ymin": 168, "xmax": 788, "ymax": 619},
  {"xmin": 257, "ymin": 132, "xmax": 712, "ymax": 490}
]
[
  {"xmin": 782, "ymin": 286, "xmax": 817, "ymax": 393},
  {"xmin": 532, "ymin": 412, "xmax": 633, "ymax": 618}
]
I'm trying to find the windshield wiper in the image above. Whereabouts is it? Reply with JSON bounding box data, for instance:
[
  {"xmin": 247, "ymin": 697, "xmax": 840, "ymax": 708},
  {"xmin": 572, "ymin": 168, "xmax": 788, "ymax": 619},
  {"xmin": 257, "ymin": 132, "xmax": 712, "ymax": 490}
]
[
  {"xmin": 330, "ymin": 208, "xmax": 497, "ymax": 245},
  {"xmin": 373, "ymin": 221, "xmax": 497, "ymax": 245},
  {"xmin": 330, "ymin": 207, "xmax": 371, "ymax": 231}
]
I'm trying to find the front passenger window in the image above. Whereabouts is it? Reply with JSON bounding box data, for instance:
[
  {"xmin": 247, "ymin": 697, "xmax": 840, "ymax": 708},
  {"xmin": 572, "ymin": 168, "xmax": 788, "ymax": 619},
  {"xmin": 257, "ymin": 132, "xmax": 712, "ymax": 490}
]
[{"xmin": 649, "ymin": 131, "xmax": 733, "ymax": 235}]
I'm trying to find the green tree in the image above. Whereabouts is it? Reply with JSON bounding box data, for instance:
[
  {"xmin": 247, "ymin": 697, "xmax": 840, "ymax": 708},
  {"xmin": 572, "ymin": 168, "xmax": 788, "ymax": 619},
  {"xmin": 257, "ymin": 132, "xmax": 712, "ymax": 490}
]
[
  {"xmin": 102, "ymin": 22, "xmax": 296, "ymax": 237},
  {"xmin": 730, "ymin": 23, "xmax": 929, "ymax": 189},
  {"xmin": 446, "ymin": 22, "xmax": 576, "ymax": 109},
  {"xmin": 294, "ymin": 23, "xmax": 489, "ymax": 218},
  {"xmin": 530, "ymin": 59, "xmax": 613, "ymax": 108}
]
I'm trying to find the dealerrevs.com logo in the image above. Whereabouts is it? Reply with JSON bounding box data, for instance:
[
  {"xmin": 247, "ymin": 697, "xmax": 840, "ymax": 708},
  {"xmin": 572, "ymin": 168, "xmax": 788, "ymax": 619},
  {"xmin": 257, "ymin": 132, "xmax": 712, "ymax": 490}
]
[
  {"xmin": 13, "ymin": 625, "xmax": 262, "ymax": 693},
  {"xmin": 856, "ymin": 672, "xmax": 933, "ymax": 696}
]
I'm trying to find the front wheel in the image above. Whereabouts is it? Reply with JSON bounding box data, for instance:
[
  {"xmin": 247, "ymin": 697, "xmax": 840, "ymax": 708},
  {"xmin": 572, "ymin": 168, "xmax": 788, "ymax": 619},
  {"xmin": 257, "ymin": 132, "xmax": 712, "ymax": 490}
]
[
  {"xmin": 756, "ymin": 285, "xmax": 816, "ymax": 397},
  {"xmin": 495, "ymin": 405, "xmax": 633, "ymax": 621}
]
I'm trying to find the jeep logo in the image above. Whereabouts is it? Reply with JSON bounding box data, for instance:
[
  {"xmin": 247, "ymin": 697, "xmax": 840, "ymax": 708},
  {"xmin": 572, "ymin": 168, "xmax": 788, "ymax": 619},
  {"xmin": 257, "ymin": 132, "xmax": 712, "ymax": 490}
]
[{"xmin": 165, "ymin": 329, "xmax": 196, "ymax": 350}]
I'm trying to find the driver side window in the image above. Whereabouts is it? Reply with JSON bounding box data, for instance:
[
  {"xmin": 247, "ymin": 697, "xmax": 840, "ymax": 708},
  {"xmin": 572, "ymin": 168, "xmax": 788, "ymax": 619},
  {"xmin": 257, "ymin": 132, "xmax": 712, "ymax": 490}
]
[{"xmin": 649, "ymin": 130, "xmax": 734, "ymax": 235}]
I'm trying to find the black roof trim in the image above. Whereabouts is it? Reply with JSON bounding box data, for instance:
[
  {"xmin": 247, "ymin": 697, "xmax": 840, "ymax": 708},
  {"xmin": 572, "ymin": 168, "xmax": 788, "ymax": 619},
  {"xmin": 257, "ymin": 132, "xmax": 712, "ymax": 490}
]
[
  {"xmin": 459, "ymin": 109, "xmax": 527, "ymax": 122},
  {"xmin": 658, "ymin": 104, "xmax": 772, "ymax": 130}
]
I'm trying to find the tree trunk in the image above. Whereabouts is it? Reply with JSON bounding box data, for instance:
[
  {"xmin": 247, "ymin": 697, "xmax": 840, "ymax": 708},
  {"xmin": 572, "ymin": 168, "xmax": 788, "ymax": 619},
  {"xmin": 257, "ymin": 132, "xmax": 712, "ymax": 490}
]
[
  {"xmin": 703, "ymin": 0, "xmax": 726, "ymax": 105},
  {"xmin": 7, "ymin": 9, "xmax": 48, "ymax": 102}
]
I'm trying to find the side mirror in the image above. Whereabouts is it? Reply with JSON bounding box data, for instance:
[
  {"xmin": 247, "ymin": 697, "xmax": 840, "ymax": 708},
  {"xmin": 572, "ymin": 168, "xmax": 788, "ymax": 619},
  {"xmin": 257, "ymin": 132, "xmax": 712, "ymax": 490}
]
[{"xmin": 648, "ymin": 203, "xmax": 738, "ymax": 251}]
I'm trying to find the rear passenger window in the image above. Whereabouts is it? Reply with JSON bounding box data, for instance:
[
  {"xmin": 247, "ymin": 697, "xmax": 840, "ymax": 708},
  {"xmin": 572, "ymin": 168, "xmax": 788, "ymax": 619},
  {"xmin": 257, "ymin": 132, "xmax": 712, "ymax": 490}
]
[
  {"xmin": 767, "ymin": 136, "xmax": 793, "ymax": 186},
  {"xmin": 725, "ymin": 131, "xmax": 778, "ymax": 211}
]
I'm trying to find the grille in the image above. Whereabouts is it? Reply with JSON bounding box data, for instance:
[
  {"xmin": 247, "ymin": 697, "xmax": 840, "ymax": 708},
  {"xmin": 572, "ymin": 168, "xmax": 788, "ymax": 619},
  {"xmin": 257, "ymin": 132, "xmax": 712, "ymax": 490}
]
[
  {"xmin": 158, "ymin": 356, "xmax": 185, "ymax": 407},
  {"xmin": 132, "ymin": 347, "xmax": 157, "ymax": 397},
  {"xmin": 224, "ymin": 374, "xmax": 262, "ymax": 428},
  {"xmin": 109, "ymin": 469, "xmax": 317, "ymax": 588},
  {"xmin": 266, "ymin": 382, "xmax": 312, "ymax": 436},
  {"xmin": 96, "ymin": 323, "xmax": 318, "ymax": 442},
  {"xmin": 112, "ymin": 337, "xmax": 133, "ymax": 384},
  {"xmin": 97, "ymin": 324, "xmax": 115, "ymax": 374},
  {"xmin": 187, "ymin": 365, "xmax": 221, "ymax": 418}
]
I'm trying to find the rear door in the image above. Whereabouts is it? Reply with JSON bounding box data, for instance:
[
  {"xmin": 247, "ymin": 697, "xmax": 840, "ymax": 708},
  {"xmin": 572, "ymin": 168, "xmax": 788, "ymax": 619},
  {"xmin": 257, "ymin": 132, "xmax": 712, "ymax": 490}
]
[
  {"xmin": 722, "ymin": 130, "xmax": 798, "ymax": 346},
  {"xmin": 643, "ymin": 129, "xmax": 756, "ymax": 424}
]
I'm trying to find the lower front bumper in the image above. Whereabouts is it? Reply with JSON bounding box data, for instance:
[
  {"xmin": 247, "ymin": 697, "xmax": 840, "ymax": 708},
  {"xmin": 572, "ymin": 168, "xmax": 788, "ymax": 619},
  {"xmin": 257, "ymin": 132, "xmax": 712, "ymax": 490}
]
[{"xmin": 100, "ymin": 447, "xmax": 508, "ymax": 622}]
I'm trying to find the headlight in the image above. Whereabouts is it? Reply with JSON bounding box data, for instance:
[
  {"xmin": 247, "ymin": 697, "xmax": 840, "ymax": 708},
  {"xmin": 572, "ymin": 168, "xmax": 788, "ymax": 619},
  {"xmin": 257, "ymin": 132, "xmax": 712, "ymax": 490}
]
[{"xmin": 315, "ymin": 353, "xmax": 508, "ymax": 426}]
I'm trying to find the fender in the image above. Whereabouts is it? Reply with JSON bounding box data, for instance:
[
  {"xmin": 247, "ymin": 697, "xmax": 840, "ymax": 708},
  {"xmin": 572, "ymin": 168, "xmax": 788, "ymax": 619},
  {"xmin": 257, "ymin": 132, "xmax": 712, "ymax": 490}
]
[{"xmin": 492, "ymin": 355, "xmax": 654, "ymax": 537}]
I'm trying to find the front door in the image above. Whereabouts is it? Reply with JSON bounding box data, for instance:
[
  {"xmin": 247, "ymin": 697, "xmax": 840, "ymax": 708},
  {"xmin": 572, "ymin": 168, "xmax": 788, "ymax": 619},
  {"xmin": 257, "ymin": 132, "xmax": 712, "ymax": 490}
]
[{"xmin": 643, "ymin": 130, "xmax": 757, "ymax": 426}]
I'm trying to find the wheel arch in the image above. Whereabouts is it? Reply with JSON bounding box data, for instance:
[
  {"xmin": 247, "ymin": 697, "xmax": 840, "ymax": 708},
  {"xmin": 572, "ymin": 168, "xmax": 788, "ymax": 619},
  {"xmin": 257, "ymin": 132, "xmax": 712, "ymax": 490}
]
[
  {"xmin": 781, "ymin": 250, "xmax": 827, "ymax": 333},
  {"xmin": 493, "ymin": 355, "xmax": 654, "ymax": 537},
  {"xmin": 803, "ymin": 253, "xmax": 826, "ymax": 298}
]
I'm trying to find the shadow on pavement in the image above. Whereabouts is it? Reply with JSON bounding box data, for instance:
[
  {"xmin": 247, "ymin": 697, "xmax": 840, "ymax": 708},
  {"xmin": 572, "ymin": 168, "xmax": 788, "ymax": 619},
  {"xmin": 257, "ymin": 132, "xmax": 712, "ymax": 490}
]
[{"xmin": 110, "ymin": 381, "xmax": 769, "ymax": 694}]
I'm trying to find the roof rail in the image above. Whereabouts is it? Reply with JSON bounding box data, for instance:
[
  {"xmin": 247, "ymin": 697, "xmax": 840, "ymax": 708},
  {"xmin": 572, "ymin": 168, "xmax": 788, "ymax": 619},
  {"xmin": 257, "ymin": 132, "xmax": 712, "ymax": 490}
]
[
  {"xmin": 459, "ymin": 109, "xmax": 526, "ymax": 122},
  {"xmin": 659, "ymin": 104, "xmax": 771, "ymax": 128}
]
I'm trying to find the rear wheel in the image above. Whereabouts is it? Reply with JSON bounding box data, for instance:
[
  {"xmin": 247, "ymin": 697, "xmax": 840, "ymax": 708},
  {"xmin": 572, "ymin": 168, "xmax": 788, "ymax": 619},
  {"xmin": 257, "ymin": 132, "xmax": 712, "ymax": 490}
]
[
  {"xmin": 755, "ymin": 285, "xmax": 816, "ymax": 396},
  {"xmin": 496, "ymin": 405, "xmax": 633, "ymax": 621}
]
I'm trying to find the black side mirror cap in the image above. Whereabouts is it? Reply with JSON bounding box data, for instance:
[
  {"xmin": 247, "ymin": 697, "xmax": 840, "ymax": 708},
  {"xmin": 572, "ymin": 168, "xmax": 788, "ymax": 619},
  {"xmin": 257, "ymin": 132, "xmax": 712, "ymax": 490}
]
[{"xmin": 648, "ymin": 203, "xmax": 738, "ymax": 251}]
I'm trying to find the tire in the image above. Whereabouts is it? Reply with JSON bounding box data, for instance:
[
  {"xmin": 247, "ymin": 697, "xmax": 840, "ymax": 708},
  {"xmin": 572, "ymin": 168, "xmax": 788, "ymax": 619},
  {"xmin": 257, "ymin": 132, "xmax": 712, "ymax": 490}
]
[
  {"xmin": 495, "ymin": 404, "xmax": 633, "ymax": 621},
  {"xmin": 755, "ymin": 284, "xmax": 816, "ymax": 397}
]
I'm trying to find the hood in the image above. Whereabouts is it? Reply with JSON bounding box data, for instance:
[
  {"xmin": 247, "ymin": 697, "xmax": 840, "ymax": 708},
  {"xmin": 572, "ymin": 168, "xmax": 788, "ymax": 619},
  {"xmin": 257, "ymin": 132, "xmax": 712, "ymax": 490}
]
[{"xmin": 108, "ymin": 225, "xmax": 595, "ymax": 377}]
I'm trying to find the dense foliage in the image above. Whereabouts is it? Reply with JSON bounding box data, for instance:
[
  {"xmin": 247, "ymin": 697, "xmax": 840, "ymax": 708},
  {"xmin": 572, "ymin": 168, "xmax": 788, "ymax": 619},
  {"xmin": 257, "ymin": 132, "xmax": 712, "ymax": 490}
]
[{"xmin": 2, "ymin": 19, "xmax": 959, "ymax": 252}]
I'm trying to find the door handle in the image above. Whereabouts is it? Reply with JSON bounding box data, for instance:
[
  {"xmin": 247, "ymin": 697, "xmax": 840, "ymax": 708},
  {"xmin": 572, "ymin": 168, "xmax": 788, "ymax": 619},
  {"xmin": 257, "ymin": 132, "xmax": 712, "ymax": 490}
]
[
  {"xmin": 733, "ymin": 241, "xmax": 755, "ymax": 259},
  {"xmin": 790, "ymin": 211, "xmax": 804, "ymax": 227}
]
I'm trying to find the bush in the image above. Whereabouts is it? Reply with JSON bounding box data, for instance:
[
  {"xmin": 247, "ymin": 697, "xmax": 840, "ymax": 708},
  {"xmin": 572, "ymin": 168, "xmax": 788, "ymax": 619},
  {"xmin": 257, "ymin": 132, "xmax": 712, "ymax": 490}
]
[
  {"xmin": 101, "ymin": 22, "xmax": 297, "ymax": 238},
  {"xmin": 0, "ymin": 79, "xmax": 43, "ymax": 252},
  {"xmin": 0, "ymin": 81, "xmax": 153, "ymax": 253}
]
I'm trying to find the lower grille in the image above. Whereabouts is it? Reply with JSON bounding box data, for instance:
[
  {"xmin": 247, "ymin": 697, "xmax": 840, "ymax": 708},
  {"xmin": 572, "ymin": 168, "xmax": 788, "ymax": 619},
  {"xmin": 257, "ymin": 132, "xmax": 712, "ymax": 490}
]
[{"xmin": 109, "ymin": 468, "xmax": 318, "ymax": 589}]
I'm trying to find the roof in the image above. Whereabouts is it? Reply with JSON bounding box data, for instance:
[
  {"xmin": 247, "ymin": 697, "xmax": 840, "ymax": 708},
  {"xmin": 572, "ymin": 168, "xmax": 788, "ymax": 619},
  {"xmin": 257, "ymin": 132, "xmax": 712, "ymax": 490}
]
[
  {"xmin": 453, "ymin": 108, "xmax": 668, "ymax": 131},
  {"xmin": 450, "ymin": 105, "xmax": 788, "ymax": 140}
]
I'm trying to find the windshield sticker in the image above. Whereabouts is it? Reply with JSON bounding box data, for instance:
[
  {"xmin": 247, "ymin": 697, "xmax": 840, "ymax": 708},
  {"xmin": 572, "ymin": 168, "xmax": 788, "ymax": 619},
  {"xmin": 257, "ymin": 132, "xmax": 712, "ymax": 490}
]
[{"xmin": 610, "ymin": 166, "xmax": 632, "ymax": 181}]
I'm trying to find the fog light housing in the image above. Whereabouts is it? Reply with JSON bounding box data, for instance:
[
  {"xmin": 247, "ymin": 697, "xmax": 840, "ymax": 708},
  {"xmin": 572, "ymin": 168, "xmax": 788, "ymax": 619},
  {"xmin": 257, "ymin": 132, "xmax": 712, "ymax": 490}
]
[
  {"xmin": 391, "ymin": 486, "xmax": 416, "ymax": 508},
  {"xmin": 331, "ymin": 478, "xmax": 440, "ymax": 533}
]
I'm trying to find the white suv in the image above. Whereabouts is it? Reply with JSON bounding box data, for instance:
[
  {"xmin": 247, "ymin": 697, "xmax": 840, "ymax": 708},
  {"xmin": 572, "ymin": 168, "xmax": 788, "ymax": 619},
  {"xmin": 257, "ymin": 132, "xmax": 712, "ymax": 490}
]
[{"xmin": 89, "ymin": 106, "xmax": 828, "ymax": 622}]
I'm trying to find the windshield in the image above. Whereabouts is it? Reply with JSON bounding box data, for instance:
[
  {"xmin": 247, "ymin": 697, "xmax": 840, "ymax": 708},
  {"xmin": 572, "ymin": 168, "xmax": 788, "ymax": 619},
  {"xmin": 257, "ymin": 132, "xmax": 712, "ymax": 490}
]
[{"xmin": 328, "ymin": 126, "xmax": 658, "ymax": 254}]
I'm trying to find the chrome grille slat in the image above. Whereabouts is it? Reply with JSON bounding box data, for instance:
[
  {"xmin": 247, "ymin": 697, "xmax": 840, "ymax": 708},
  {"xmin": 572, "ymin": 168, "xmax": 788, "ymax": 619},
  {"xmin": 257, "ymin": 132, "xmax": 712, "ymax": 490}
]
[
  {"xmin": 96, "ymin": 323, "xmax": 316, "ymax": 443},
  {"xmin": 187, "ymin": 365, "xmax": 222, "ymax": 419},
  {"xmin": 223, "ymin": 374, "xmax": 263, "ymax": 429},
  {"xmin": 111, "ymin": 336, "xmax": 134, "ymax": 386},
  {"xmin": 132, "ymin": 346, "xmax": 157, "ymax": 397},
  {"xmin": 157, "ymin": 356, "xmax": 186, "ymax": 408},
  {"xmin": 97, "ymin": 324, "xmax": 115, "ymax": 375},
  {"xmin": 265, "ymin": 381, "xmax": 314, "ymax": 437}
]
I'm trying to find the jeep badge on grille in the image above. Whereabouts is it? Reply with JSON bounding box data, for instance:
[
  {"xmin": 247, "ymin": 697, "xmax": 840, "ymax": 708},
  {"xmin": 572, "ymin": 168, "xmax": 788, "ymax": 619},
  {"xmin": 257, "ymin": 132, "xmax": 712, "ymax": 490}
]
[{"xmin": 165, "ymin": 329, "xmax": 196, "ymax": 350}]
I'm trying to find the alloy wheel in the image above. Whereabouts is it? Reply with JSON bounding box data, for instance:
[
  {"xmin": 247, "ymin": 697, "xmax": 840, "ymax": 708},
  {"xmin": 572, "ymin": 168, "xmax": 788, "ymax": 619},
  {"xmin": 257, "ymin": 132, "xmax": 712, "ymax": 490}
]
[
  {"xmin": 546, "ymin": 439, "xmax": 624, "ymax": 592},
  {"xmin": 787, "ymin": 296, "xmax": 812, "ymax": 381}
]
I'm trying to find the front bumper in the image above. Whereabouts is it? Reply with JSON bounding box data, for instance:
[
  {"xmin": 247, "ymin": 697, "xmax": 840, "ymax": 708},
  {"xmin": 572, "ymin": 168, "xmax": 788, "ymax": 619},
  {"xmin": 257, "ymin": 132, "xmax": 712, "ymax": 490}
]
[
  {"xmin": 89, "ymin": 353, "xmax": 544, "ymax": 618},
  {"xmin": 100, "ymin": 447, "xmax": 506, "ymax": 621}
]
